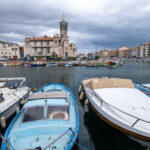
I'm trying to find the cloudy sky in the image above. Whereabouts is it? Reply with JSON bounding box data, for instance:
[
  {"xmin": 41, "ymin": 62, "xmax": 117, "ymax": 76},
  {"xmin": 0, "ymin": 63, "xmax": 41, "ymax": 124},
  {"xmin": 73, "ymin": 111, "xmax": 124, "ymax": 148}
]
[{"xmin": 0, "ymin": 0, "xmax": 150, "ymax": 52}]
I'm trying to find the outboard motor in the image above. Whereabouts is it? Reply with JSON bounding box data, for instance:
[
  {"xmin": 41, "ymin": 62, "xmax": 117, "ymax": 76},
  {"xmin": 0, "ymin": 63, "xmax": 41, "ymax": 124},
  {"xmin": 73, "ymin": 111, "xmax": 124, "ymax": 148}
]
[{"xmin": 0, "ymin": 93, "xmax": 4, "ymax": 103}]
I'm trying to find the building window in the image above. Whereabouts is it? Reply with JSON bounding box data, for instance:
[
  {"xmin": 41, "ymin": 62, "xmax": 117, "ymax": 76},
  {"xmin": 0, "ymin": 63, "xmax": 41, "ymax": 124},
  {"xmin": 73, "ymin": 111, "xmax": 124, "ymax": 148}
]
[
  {"xmin": 27, "ymin": 42, "xmax": 29, "ymax": 44},
  {"xmin": 34, "ymin": 41, "xmax": 36, "ymax": 46},
  {"xmin": 15, "ymin": 48, "xmax": 17, "ymax": 50},
  {"xmin": 41, "ymin": 48, "xmax": 43, "ymax": 51},
  {"xmin": 65, "ymin": 47, "xmax": 68, "ymax": 50},
  {"xmin": 12, "ymin": 48, "xmax": 14, "ymax": 50},
  {"xmin": 41, "ymin": 41, "xmax": 43, "ymax": 46},
  {"xmin": 47, "ymin": 41, "xmax": 49, "ymax": 45},
  {"xmin": 34, "ymin": 48, "xmax": 37, "ymax": 54},
  {"xmin": 55, "ymin": 41, "xmax": 57, "ymax": 44},
  {"xmin": 47, "ymin": 48, "xmax": 50, "ymax": 53},
  {"xmin": 65, "ymin": 52, "xmax": 68, "ymax": 58},
  {"xmin": 1, "ymin": 52, "xmax": 3, "ymax": 55}
]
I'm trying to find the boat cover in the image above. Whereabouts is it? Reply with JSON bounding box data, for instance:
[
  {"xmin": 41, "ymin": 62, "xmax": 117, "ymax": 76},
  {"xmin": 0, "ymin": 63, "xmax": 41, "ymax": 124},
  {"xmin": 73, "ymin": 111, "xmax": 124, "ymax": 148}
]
[
  {"xmin": 0, "ymin": 82, "xmax": 6, "ymax": 88},
  {"xmin": 84, "ymin": 78, "xmax": 135, "ymax": 89},
  {"xmin": 94, "ymin": 88, "xmax": 150, "ymax": 122},
  {"xmin": 28, "ymin": 91, "xmax": 67, "ymax": 100}
]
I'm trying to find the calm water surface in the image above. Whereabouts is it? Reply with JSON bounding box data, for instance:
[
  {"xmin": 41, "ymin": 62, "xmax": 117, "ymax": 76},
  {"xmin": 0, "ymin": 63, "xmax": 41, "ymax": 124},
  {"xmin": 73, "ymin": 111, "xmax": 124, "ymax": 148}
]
[{"xmin": 0, "ymin": 61, "xmax": 150, "ymax": 150}]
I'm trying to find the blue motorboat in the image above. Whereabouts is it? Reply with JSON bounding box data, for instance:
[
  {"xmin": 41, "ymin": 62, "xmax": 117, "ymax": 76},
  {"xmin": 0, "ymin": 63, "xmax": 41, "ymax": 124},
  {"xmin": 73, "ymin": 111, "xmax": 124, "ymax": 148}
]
[
  {"xmin": 1, "ymin": 83, "xmax": 79, "ymax": 150},
  {"xmin": 30, "ymin": 62, "xmax": 46, "ymax": 67}
]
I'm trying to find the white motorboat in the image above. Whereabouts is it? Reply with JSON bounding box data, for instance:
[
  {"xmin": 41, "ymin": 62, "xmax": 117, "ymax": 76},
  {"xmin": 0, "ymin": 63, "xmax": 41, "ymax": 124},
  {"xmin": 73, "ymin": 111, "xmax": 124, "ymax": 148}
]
[
  {"xmin": 79, "ymin": 78, "xmax": 150, "ymax": 146},
  {"xmin": 0, "ymin": 77, "xmax": 31, "ymax": 128},
  {"xmin": 65, "ymin": 62, "xmax": 73, "ymax": 67}
]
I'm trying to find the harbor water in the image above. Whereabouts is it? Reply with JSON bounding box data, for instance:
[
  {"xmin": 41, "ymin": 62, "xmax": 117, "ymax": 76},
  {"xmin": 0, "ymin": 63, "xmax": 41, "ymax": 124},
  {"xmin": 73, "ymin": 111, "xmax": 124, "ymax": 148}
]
[{"xmin": 0, "ymin": 61, "xmax": 150, "ymax": 150}]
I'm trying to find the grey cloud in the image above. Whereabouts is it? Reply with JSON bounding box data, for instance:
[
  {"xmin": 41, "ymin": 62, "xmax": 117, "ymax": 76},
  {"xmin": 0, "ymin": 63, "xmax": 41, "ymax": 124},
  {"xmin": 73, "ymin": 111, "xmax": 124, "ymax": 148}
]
[{"xmin": 0, "ymin": 0, "xmax": 150, "ymax": 51}]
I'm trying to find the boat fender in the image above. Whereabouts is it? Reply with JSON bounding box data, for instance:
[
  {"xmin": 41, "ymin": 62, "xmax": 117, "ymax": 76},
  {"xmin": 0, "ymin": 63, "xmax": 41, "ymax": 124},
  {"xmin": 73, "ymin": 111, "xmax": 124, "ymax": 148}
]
[
  {"xmin": 20, "ymin": 98, "xmax": 24, "ymax": 105},
  {"xmin": 84, "ymin": 99, "xmax": 89, "ymax": 113},
  {"xmin": 78, "ymin": 85, "xmax": 82, "ymax": 94},
  {"xmin": 0, "ymin": 116, "xmax": 6, "ymax": 128},
  {"xmin": 29, "ymin": 91, "xmax": 33, "ymax": 96},
  {"xmin": 79, "ymin": 91, "xmax": 85, "ymax": 101},
  {"xmin": 49, "ymin": 111, "xmax": 68, "ymax": 120},
  {"xmin": 16, "ymin": 107, "xmax": 19, "ymax": 114}
]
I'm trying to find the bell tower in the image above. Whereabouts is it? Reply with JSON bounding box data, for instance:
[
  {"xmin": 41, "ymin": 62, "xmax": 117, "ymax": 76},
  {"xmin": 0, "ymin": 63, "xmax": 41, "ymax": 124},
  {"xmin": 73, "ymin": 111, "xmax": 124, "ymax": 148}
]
[{"xmin": 60, "ymin": 14, "xmax": 68, "ymax": 38}]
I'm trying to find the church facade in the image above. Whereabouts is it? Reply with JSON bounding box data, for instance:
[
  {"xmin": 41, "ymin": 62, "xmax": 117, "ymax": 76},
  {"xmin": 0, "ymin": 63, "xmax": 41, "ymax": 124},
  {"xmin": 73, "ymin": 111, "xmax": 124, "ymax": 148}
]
[{"xmin": 24, "ymin": 15, "xmax": 77, "ymax": 58}]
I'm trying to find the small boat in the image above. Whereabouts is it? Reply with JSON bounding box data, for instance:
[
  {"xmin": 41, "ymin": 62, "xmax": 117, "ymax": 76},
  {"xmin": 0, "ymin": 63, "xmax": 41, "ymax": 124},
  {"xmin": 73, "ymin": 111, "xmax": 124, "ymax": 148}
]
[
  {"xmin": 46, "ymin": 62, "xmax": 58, "ymax": 66},
  {"xmin": 1, "ymin": 83, "xmax": 79, "ymax": 150},
  {"xmin": 87, "ymin": 63, "xmax": 99, "ymax": 67},
  {"xmin": 105, "ymin": 61, "xmax": 117, "ymax": 68},
  {"xmin": 79, "ymin": 78, "xmax": 150, "ymax": 146},
  {"xmin": 2, "ymin": 63, "xmax": 8, "ymax": 67},
  {"xmin": 0, "ymin": 77, "xmax": 31, "ymax": 128},
  {"xmin": 65, "ymin": 62, "xmax": 73, "ymax": 67},
  {"xmin": 30, "ymin": 62, "xmax": 46, "ymax": 67}
]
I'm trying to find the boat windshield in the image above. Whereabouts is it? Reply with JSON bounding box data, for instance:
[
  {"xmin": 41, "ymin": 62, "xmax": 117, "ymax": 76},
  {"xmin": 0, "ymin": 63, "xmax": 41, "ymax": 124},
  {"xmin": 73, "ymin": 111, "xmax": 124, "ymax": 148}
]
[
  {"xmin": 47, "ymin": 106, "xmax": 69, "ymax": 120},
  {"xmin": 22, "ymin": 106, "xmax": 44, "ymax": 122}
]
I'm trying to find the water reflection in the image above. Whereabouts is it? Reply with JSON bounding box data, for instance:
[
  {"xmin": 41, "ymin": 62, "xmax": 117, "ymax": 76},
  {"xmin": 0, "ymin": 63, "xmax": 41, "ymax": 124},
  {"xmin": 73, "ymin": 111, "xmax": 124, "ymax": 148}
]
[{"xmin": 84, "ymin": 112, "xmax": 146, "ymax": 150}]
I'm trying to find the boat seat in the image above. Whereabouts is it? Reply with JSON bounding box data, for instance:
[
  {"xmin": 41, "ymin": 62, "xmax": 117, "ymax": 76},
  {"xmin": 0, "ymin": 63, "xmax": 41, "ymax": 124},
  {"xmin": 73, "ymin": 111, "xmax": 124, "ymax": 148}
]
[{"xmin": 28, "ymin": 91, "xmax": 67, "ymax": 100}]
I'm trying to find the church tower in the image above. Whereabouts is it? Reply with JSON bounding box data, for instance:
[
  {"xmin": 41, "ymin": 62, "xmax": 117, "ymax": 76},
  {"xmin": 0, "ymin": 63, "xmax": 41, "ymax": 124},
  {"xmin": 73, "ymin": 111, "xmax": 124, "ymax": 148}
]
[{"xmin": 60, "ymin": 15, "xmax": 68, "ymax": 38}]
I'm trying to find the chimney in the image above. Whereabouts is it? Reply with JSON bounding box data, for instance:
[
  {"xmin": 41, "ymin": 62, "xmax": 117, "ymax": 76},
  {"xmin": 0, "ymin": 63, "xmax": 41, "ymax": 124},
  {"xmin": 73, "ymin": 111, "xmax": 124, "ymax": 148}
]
[
  {"xmin": 44, "ymin": 35, "xmax": 47, "ymax": 38},
  {"xmin": 33, "ymin": 36, "xmax": 35, "ymax": 39}
]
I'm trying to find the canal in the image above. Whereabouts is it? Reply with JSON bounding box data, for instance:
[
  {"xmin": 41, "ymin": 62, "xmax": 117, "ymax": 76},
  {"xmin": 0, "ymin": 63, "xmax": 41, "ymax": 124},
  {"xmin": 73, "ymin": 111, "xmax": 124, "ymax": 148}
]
[{"xmin": 0, "ymin": 61, "xmax": 150, "ymax": 150}]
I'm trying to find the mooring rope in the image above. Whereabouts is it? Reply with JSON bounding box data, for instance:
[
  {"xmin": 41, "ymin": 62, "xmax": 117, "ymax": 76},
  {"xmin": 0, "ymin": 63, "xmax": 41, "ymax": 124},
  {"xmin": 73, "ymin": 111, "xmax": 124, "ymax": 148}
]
[
  {"xmin": 147, "ymin": 145, "xmax": 150, "ymax": 150},
  {"xmin": 75, "ymin": 142, "xmax": 88, "ymax": 150}
]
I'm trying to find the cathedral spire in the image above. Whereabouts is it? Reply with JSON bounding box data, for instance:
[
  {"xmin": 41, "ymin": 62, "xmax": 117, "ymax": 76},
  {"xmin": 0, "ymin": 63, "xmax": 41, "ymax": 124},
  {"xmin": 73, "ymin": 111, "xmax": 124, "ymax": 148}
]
[
  {"xmin": 60, "ymin": 14, "xmax": 68, "ymax": 38},
  {"xmin": 62, "ymin": 14, "xmax": 66, "ymax": 22}
]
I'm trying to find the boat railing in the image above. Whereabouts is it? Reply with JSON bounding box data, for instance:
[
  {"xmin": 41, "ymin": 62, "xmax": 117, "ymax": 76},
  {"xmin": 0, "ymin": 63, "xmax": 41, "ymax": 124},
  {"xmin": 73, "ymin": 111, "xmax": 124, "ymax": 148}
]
[
  {"xmin": 87, "ymin": 88, "xmax": 150, "ymax": 124},
  {"xmin": 43, "ymin": 128, "xmax": 74, "ymax": 150}
]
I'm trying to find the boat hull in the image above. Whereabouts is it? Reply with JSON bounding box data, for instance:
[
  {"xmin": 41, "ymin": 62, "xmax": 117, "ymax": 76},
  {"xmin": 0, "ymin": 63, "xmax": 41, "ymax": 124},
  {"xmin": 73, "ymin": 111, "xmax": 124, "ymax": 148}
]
[
  {"xmin": 83, "ymin": 85, "xmax": 150, "ymax": 146},
  {"xmin": 88, "ymin": 100, "xmax": 150, "ymax": 145}
]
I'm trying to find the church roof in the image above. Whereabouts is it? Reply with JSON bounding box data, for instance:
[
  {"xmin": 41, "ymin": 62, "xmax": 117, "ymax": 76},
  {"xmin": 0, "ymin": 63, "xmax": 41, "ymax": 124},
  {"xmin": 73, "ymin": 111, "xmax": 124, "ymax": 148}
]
[{"xmin": 31, "ymin": 36, "xmax": 53, "ymax": 41}]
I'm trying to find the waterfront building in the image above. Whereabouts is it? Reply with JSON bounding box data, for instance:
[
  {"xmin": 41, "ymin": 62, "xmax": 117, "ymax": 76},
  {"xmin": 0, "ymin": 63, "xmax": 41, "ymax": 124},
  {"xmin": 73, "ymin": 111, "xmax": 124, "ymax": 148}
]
[
  {"xmin": 128, "ymin": 46, "xmax": 139, "ymax": 58},
  {"xmin": 94, "ymin": 51, "xmax": 101, "ymax": 58},
  {"xmin": 0, "ymin": 41, "xmax": 20, "ymax": 59},
  {"xmin": 138, "ymin": 42, "xmax": 150, "ymax": 58},
  {"xmin": 100, "ymin": 50, "xmax": 109, "ymax": 58},
  {"xmin": 24, "ymin": 15, "xmax": 77, "ymax": 58},
  {"xmin": 116, "ymin": 47, "xmax": 128, "ymax": 58},
  {"xmin": 109, "ymin": 50, "xmax": 116, "ymax": 58}
]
